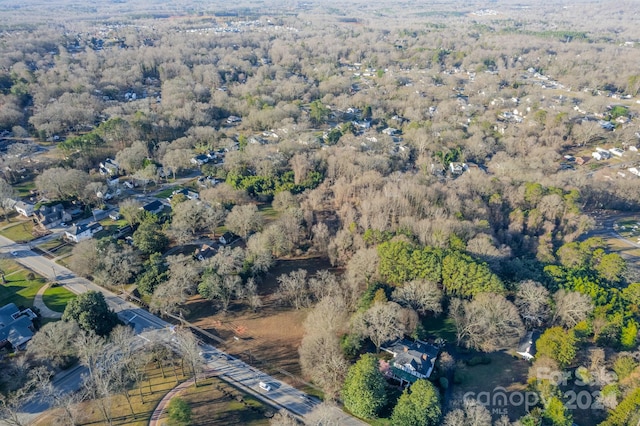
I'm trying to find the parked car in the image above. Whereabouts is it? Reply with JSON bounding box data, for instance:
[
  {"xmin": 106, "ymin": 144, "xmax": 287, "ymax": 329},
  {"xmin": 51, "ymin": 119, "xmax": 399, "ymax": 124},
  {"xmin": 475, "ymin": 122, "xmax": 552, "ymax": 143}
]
[{"xmin": 259, "ymin": 382, "xmax": 271, "ymax": 392}]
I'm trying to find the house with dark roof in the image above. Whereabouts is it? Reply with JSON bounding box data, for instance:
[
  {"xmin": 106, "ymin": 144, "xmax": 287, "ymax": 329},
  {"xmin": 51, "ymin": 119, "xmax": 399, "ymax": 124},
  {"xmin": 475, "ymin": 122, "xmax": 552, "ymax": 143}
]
[
  {"xmin": 34, "ymin": 204, "xmax": 71, "ymax": 229},
  {"xmin": 382, "ymin": 339, "xmax": 440, "ymax": 385},
  {"xmin": 190, "ymin": 154, "xmax": 210, "ymax": 166},
  {"xmin": 219, "ymin": 232, "xmax": 236, "ymax": 245},
  {"xmin": 168, "ymin": 188, "xmax": 199, "ymax": 201},
  {"xmin": 0, "ymin": 303, "xmax": 37, "ymax": 350},
  {"xmin": 64, "ymin": 222, "xmax": 103, "ymax": 243},
  {"xmin": 195, "ymin": 243, "xmax": 218, "ymax": 261},
  {"xmin": 140, "ymin": 200, "xmax": 165, "ymax": 215},
  {"xmin": 516, "ymin": 330, "xmax": 540, "ymax": 361}
]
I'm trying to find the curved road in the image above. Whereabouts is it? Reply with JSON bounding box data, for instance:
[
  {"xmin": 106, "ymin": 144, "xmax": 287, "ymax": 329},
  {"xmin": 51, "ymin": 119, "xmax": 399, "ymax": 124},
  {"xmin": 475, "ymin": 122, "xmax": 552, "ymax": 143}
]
[{"xmin": 0, "ymin": 234, "xmax": 365, "ymax": 426}]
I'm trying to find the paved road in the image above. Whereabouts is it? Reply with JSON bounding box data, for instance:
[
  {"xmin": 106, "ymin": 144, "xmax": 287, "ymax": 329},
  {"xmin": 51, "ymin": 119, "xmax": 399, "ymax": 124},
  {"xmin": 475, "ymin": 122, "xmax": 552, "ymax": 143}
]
[{"xmin": 0, "ymin": 234, "xmax": 366, "ymax": 425}]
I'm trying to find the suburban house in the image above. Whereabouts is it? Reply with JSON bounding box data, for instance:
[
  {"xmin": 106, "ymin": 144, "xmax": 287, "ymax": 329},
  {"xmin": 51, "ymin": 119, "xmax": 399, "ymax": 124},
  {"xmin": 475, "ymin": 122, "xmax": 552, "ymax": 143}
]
[
  {"xmin": 65, "ymin": 222, "xmax": 103, "ymax": 243},
  {"xmin": 14, "ymin": 201, "xmax": 34, "ymax": 217},
  {"xmin": 195, "ymin": 243, "xmax": 218, "ymax": 261},
  {"xmin": 219, "ymin": 232, "xmax": 236, "ymax": 245},
  {"xmin": 190, "ymin": 154, "xmax": 210, "ymax": 166},
  {"xmin": 0, "ymin": 303, "xmax": 37, "ymax": 350},
  {"xmin": 382, "ymin": 339, "xmax": 440, "ymax": 385},
  {"xmin": 99, "ymin": 158, "xmax": 119, "ymax": 176},
  {"xmin": 140, "ymin": 200, "xmax": 165, "ymax": 215},
  {"xmin": 449, "ymin": 162, "xmax": 469, "ymax": 175},
  {"xmin": 34, "ymin": 204, "xmax": 72, "ymax": 229},
  {"xmin": 168, "ymin": 188, "xmax": 199, "ymax": 201},
  {"xmin": 516, "ymin": 330, "xmax": 540, "ymax": 361}
]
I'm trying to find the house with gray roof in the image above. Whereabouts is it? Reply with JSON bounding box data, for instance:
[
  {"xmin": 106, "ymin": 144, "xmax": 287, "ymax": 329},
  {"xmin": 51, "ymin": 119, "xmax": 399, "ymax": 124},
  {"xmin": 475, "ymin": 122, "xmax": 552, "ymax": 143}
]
[
  {"xmin": 0, "ymin": 303, "xmax": 37, "ymax": 350},
  {"xmin": 34, "ymin": 204, "xmax": 71, "ymax": 229},
  {"xmin": 382, "ymin": 339, "xmax": 440, "ymax": 385}
]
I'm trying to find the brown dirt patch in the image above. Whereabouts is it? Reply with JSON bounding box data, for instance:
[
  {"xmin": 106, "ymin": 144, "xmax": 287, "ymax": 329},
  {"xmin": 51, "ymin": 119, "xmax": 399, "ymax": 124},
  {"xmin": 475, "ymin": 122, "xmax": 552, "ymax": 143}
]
[{"xmin": 185, "ymin": 257, "xmax": 333, "ymax": 389}]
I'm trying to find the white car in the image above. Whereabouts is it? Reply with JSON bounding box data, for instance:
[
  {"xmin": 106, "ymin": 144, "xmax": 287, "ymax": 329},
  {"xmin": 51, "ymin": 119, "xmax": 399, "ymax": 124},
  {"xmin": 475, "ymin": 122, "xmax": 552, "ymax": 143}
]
[
  {"xmin": 10, "ymin": 251, "xmax": 18, "ymax": 256},
  {"xmin": 259, "ymin": 382, "xmax": 271, "ymax": 392}
]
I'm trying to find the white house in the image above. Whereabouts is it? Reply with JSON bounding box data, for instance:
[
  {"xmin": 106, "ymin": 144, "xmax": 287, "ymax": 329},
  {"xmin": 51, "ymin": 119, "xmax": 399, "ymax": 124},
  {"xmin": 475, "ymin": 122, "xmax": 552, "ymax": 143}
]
[
  {"xmin": 516, "ymin": 330, "xmax": 540, "ymax": 361},
  {"xmin": 609, "ymin": 147, "xmax": 624, "ymax": 157},
  {"xmin": 14, "ymin": 201, "xmax": 34, "ymax": 217},
  {"xmin": 449, "ymin": 162, "xmax": 469, "ymax": 175},
  {"xmin": 65, "ymin": 222, "xmax": 103, "ymax": 243}
]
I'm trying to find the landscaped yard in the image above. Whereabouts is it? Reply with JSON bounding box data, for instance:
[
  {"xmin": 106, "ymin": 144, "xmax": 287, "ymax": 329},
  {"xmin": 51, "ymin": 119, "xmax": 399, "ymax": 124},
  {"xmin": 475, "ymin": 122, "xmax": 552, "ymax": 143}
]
[
  {"xmin": 42, "ymin": 285, "xmax": 77, "ymax": 312},
  {"xmin": 0, "ymin": 267, "xmax": 46, "ymax": 309},
  {"xmin": 155, "ymin": 186, "xmax": 181, "ymax": 199},
  {"xmin": 451, "ymin": 351, "xmax": 529, "ymax": 420},
  {"xmin": 422, "ymin": 315, "xmax": 457, "ymax": 342},
  {"xmin": 159, "ymin": 376, "xmax": 271, "ymax": 426},
  {"xmin": 13, "ymin": 180, "xmax": 35, "ymax": 198},
  {"xmin": 0, "ymin": 221, "xmax": 35, "ymax": 242},
  {"xmin": 614, "ymin": 217, "xmax": 640, "ymax": 241}
]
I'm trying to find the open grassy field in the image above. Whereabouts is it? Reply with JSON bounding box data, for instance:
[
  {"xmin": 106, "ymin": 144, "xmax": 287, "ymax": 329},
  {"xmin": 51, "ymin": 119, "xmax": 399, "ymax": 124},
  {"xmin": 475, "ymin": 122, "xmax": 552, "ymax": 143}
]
[{"xmin": 42, "ymin": 285, "xmax": 76, "ymax": 312}]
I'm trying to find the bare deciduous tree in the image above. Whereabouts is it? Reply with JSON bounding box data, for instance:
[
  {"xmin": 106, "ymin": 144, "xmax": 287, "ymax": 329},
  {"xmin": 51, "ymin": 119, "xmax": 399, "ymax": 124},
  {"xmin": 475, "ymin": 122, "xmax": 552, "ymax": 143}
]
[
  {"xmin": 450, "ymin": 294, "xmax": 524, "ymax": 352},
  {"xmin": 173, "ymin": 328, "xmax": 204, "ymax": 387},
  {"xmin": 275, "ymin": 269, "xmax": 310, "ymax": 309},
  {"xmin": 515, "ymin": 280, "xmax": 551, "ymax": 328},
  {"xmin": 552, "ymin": 289, "xmax": 594, "ymax": 328},
  {"xmin": 224, "ymin": 204, "xmax": 264, "ymax": 239},
  {"xmin": 391, "ymin": 279, "xmax": 443, "ymax": 315},
  {"xmin": 27, "ymin": 320, "xmax": 80, "ymax": 369},
  {"xmin": 354, "ymin": 301, "xmax": 408, "ymax": 352}
]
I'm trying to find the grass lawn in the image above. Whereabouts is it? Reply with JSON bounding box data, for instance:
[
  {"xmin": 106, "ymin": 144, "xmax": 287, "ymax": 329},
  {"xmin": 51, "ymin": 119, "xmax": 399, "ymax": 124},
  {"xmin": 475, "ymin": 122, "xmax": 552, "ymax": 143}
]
[
  {"xmin": 33, "ymin": 358, "xmax": 192, "ymax": 426},
  {"xmin": 0, "ymin": 268, "xmax": 46, "ymax": 308},
  {"xmin": 155, "ymin": 186, "xmax": 181, "ymax": 199},
  {"xmin": 163, "ymin": 376, "xmax": 271, "ymax": 426},
  {"xmin": 258, "ymin": 202, "xmax": 279, "ymax": 224},
  {"xmin": 42, "ymin": 285, "xmax": 77, "ymax": 312},
  {"xmin": 453, "ymin": 351, "xmax": 529, "ymax": 421},
  {"xmin": 0, "ymin": 221, "xmax": 35, "ymax": 242},
  {"xmin": 422, "ymin": 315, "xmax": 457, "ymax": 342},
  {"xmin": 36, "ymin": 238, "xmax": 65, "ymax": 251},
  {"xmin": 615, "ymin": 217, "xmax": 640, "ymax": 240},
  {"xmin": 13, "ymin": 180, "xmax": 35, "ymax": 198}
]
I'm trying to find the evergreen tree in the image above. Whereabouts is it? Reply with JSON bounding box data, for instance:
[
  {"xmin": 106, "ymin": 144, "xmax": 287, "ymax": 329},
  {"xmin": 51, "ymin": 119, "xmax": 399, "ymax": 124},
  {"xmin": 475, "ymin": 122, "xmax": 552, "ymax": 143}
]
[
  {"xmin": 391, "ymin": 379, "xmax": 441, "ymax": 426},
  {"xmin": 342, "ymin": 354, "xmax": 387, "ymax": 418}
]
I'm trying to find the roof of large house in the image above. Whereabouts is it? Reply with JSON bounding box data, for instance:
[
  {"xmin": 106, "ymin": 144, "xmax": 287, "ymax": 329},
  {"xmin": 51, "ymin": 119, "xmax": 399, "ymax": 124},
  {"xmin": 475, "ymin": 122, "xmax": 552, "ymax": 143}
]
[
  {"xmin": 383, "ymin": 339, "xmax": 439, "ymax": 378},
  {"xmin": 141, "ymin": 200, "xmax": 164, "ymax": 212},
  {"xmin": 0, "ymin": 303, "xmax": 35, "ymax": 349},
  {"xmin": 66, "ymin": 222, "xmax": 102, "ymax": 236}
]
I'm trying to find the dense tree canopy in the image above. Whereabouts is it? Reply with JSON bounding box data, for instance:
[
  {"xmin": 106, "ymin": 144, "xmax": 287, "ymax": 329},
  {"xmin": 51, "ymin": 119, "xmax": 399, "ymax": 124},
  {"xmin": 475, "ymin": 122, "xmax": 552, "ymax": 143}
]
[
  {"xmin": 62, "ymin": 291, "xmax": 119, "ymax": 336},
  {"xmin": 341, "ymin": 354, "xmax": 387, "ymax": 419}
]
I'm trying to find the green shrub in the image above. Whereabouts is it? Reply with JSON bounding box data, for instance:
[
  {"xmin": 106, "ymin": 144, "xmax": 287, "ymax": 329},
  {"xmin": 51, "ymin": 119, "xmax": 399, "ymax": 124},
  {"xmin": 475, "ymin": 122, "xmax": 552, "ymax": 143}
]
[{"xmin": 167, "ymin": 397, "xmax": 191, "ymax": 426}]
